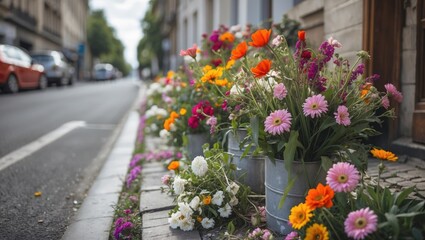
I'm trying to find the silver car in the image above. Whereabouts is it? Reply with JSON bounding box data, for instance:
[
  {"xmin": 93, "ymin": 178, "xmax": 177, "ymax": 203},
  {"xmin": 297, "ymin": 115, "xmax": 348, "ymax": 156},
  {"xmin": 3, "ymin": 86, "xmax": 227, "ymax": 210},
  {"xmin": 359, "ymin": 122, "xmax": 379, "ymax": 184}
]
[{"xmin": 31, "ymin": 50, "xmax": 74, "ymax": 86}]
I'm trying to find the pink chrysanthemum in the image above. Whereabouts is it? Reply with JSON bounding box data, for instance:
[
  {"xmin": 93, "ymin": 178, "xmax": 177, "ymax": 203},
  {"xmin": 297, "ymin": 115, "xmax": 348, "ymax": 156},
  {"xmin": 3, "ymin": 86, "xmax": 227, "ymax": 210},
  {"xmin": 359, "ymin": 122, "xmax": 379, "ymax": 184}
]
[
  {"xmin": 384, "ymin": 83, "xmax": 403, "ymax": 103},
  {"xmin": 326, "ymin": 162, "xmax": 360, "ymax": 192},
  {"xmin": 264, "ymin": 109, "xmax": 292, "ymax": 135},
  {"xmin": 381, "ymin": 96, "xmax": 390, "ymax": 109},
  {"xmin": 334, "ymin": 105, "xmax": 351, "ymax": 126},
  {"xmin": 303, "ymin": 94, "xmax": 328, "ymax": 118},
  {"xmin": 273, "ymin": 83, "xmax": 287, "ymax": 100},
  {"xmin": 344, "ymin": 208, "xmax": 378, "ymax": 240}
]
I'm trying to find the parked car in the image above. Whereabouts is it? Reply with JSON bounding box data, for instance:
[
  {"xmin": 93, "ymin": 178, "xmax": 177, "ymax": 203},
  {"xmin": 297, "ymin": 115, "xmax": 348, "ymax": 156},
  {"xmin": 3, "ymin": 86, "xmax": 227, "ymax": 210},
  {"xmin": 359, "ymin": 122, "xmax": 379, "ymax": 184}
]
[
  {"xmin": 31, "ymin": 50, "xmax": 74, "ymax": 86},
  {"xmin": 0, "ymin": 44, "xmax": 47, "ymax": 93},
  {"xmin": 92, "ymin": 63, "xmax": 116, "ymax": 81}
]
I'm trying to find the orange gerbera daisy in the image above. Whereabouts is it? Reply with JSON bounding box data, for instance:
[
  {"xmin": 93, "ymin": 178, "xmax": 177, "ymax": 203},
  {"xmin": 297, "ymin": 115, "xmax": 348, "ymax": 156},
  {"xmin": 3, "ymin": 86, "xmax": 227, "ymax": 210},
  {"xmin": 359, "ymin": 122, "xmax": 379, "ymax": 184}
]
[
  {"xmin": 305, "ymin": 183, "xmax": 334, "ymax": 210},
  {"xmin": 251, "ymin": 59, "xmax": 272, "ymax": 78},
  {"xmin": 231, "ymin": 41, "xmax": 248, "ymax": 60},
  {"xmin": 219, "ymin": 32, "xmax": 235, "ymax": 43},
  {"xmin": 249, "ymin": 29, "xmax": 271, "ymax": 47},
  {"xmin": 298, "ymin": 30, "xmax": 306, "ymax": 41},
  {"xmin": 370, "ymin": 148, "xmax": 398, "ymax": 161},
  {"xmin": 167, "ymin": 161, "xmax": 180, "ymax": 171}
]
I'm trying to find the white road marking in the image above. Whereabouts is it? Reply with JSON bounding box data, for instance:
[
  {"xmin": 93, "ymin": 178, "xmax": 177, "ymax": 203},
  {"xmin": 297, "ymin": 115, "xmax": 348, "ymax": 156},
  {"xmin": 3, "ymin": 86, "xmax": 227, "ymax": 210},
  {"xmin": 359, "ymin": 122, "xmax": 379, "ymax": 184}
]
[{"xmin": 0, "ymin": 121, "xmax": 87, "ymax": 172}]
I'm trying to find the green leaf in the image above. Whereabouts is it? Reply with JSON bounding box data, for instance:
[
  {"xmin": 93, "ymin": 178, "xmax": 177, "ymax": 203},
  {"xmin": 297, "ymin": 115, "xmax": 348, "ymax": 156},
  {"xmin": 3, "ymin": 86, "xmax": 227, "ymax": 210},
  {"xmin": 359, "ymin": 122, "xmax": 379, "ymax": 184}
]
[
  {"xmin": 394, "ymin": 187, "xmax": 415, "ymax": 206},
  {"xmin": 241, "ymin": 143, "xmax": 252, "ymax": 159},
  {"xmin": 278, "ymin": 177, "xmax": 296, "ymax": 209},
  {"xmin": 227, "ymin": 221, "xmax": 236, "ymax": 235},
  {"xmin": 250, "ymin": 117, "xmax": 260, "ymax": 147},
  {"xmin": 284, "ymin": 130, "xmax": 300, "ymax": 177},
  {"xmin": 321, "ymin": 156, "xmax": 333, "ymax": 172},
  {"xmin": 384, "ymin": 212, "xmax": 400, "ymax": 237}
]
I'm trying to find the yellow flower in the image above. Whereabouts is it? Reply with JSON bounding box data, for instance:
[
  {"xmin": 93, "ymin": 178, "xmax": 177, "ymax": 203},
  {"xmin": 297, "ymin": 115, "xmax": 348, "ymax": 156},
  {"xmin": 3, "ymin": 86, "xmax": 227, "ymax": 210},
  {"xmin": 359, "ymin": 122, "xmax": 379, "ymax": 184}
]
[
  {"xmin": 201, "ymin": 68, "xmax": 222, "ymax": 83},
  {"xmin": 305, "ymin": 223, "xmax": 329, "ymax": 240},
  {"xmin": 288, "ymin": 203, "xmax": 313, "ymax": 229},
  {"xmin": 180, "ymin": 82, "xmax": 187, "ymax": 88},
  {"xmin": 225, "ymin": 59, "xmax": 235, "ymax": 69},
  {"xmin": 215, "ymin": 78, "xmax": 228, "ymax": 87},
  {"xmin": 203, "ymin": 65, "xmax": 212, "ymax": 73},
  {"xmin": 370, "ymin": 148, "xmax": 398, "ymax": 161},
  {"xmin": 196, "ymin": 216, "xmax": 203, "ymax": 222},
  {"xmin": 179, "ymin": 108, "xmax": 187, "ymax": 115},
  {"xmin": 167, "ymin": 70, "xmax": 174, "ymax": 79}
]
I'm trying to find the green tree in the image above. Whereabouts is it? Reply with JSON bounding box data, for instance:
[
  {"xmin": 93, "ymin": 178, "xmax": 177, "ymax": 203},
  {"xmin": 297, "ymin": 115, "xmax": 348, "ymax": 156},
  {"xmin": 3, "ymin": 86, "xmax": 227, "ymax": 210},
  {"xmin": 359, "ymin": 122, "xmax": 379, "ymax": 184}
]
[
  {"xmin": 87, "ymin": 10, "xmax": 131, "ymax": 76},
  {"xmin": 137, "ymin": 0, "xmax": 164, "ymax": 74}
]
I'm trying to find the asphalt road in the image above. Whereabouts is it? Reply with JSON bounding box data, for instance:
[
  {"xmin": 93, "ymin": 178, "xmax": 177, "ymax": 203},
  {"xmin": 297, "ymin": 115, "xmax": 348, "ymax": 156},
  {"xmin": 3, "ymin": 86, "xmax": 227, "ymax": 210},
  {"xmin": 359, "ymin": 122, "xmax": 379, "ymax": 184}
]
[{"xmin": 0, "ymin": 79, "xmax": 140, "ymax": 239}]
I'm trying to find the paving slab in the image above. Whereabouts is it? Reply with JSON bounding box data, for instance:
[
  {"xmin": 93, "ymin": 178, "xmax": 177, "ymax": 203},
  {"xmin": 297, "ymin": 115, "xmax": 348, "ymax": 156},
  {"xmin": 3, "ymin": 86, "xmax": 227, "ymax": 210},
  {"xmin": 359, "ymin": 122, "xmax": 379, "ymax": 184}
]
[
  {"xmin": 142, "ymin": 210, "xmax": 201, "ymax": 240},
  {"xmin": 62, "ymin": 217, "xmax": 111, "ymax": 240},
  {"xmin": 140, "ymin": 189, "xmax": 175, "ymax": 213},
  {"xmin": 74, "ymin": 193, "xmax": 120, "ymax": 221},
  {"xmin": 143, "ymin": 165, "xmax": 167, "ymax": 174},
  {"xmin": 88, "ymin": 176, "xmax": 124, "ymax": 196},
  {"xmin": 141, "ymin": 171, "xmax": 168, "ymax": 191}
]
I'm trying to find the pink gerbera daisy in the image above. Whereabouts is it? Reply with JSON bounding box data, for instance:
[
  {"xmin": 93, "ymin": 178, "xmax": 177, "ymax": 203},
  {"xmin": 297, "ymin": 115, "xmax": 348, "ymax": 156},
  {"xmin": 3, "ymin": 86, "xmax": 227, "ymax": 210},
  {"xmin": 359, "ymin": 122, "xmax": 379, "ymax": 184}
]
[
  {"xmin": 334, "ymin": 105, "xmax": 351, "ymax": 126},
  {"xmin": 326, "ymin": 162, "xmax": 360, "ymax": 192},
  {"xmin": 384, "ymin": 83, "xmax": 403, "ymax": 103},
  {"xmin": 273, "ymin": 83, "xmax": 287, "ymax": 100},
  {"xmin": 303, "ymin": 94, "xmax": 328, "ymax": 118},
  {"xmin": 344, "ymin": 208, "xmax": 378, "ymax": 240},
  {"xmin": 264, "ymin": 109, "xmax": 292, "ymax": 135},
  {"xmin": 381, "ymin": 96, "xmax": 390, "ymax": 109}
]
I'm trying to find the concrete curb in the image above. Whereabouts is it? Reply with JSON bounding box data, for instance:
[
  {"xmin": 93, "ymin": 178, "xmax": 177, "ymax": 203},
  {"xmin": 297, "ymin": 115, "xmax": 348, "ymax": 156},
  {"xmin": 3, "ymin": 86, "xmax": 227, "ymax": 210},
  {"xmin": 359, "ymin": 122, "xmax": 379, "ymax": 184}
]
[{"xmin": 62, "ymin": 81, "xmax": 145, "ymax": 240}]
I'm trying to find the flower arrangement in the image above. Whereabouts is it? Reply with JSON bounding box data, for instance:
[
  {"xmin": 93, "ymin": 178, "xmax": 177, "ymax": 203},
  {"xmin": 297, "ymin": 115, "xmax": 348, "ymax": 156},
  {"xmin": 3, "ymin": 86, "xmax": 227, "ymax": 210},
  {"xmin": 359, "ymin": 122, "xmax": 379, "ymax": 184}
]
[
  {"xmin": 163, "ymin": 143, "xmax": 250, "ymax": 231},
  {"xmin": 285, "ymin": 149, "xmax": 425, "ymax": 240},
  {"xmin": 223, "ymin": 29, "xmax": 402, "ymax": 174}
]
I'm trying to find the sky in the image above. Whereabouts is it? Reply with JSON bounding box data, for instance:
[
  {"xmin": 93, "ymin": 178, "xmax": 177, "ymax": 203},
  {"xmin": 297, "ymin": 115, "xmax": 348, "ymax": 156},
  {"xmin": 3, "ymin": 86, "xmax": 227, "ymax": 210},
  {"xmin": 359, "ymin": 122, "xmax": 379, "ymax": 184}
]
[{"xmin": 90, "ymin": 0, "xmax": 150, "ymax": 68}]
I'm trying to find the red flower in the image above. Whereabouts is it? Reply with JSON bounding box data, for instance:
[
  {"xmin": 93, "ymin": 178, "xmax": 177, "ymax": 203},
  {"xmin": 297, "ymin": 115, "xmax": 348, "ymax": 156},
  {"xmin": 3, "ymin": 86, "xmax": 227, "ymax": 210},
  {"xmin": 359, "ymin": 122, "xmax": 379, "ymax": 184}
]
[
  {"xmin": 180, "ymin": 44, "xmax": 198, "ymax": 58},
  {"xmin": 305, "ymin": 183, "xmax": 334, "ymax": 210},
  {"xmin": 249, "ymin": 29, "xmax": 272, "ymax": 47},
  {"xmin": 231, "ymin": 41, "xmax": 248, "ymax": 60},
  {"xmin": 298, "ymin": 30, "xmax": 306, "ymax": 41},
  {"xmin": 188, "ymin": 116, "xmax": 200, "ymax": 129},
  {"xmin": 251, "ymin": 59, "xmax": 272, "ymax": 78}
]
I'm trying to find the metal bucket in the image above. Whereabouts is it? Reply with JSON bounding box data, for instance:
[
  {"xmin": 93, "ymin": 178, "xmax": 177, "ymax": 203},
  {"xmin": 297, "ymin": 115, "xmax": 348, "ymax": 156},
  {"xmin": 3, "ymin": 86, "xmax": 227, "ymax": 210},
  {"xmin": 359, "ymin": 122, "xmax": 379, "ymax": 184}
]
[
  {"xmin": 265, "ymin": 157, "xmax": 325, "ymax": 235},
  {"xmin": 187, "ymin": 132, "xmax": 210, "ymax": 161},
  {"xmin": 228, "ymin": 129, "xmax": 265, "ymax": 194}
]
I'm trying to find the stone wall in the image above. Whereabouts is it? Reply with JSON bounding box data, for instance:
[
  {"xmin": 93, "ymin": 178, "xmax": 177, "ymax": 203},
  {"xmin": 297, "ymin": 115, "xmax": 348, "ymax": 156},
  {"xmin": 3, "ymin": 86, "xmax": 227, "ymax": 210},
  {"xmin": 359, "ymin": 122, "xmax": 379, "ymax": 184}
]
[{"xmin": 399, "ymin": 0, "xmax": 417, "ymax": 137}]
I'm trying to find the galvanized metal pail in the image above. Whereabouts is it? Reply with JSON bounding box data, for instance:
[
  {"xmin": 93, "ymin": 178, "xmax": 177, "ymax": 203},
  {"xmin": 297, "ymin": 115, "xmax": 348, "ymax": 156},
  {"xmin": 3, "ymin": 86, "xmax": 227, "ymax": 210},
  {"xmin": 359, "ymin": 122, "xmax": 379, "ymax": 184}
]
[
  {"xmin": 228, "ymin": 129, "xmax": 265, "ymax": 194},
  {"xmin": 187, "ymin": 132, "xmax": 210, "ymax": 160},
  {"xmin": 265, "ymin": 157, "xmax": 325, "ymax": 235}
]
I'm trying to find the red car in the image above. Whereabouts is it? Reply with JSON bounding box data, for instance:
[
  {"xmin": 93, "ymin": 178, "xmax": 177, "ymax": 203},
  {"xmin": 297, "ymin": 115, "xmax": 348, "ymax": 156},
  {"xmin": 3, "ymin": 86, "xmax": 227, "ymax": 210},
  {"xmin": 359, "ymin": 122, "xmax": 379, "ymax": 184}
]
[{"xmin": 0, "ymin": 44, "xmax": 47, "ymax": 93}]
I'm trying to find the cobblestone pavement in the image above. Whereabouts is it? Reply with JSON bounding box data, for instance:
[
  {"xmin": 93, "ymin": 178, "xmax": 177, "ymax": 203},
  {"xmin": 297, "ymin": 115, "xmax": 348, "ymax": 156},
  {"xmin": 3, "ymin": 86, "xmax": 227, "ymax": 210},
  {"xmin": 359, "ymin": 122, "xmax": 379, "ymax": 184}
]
[{"xmin": 139, "ymin": 135, "xmax": 425, "ymax": 239}]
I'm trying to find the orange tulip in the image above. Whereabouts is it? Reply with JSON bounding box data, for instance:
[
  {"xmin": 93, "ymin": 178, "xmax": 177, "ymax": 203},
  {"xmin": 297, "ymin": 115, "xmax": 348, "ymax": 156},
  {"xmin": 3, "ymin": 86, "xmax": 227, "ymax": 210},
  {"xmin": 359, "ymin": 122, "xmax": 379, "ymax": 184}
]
[
  {"xmin": 305, "ymin": 183, "xmax": 334, "ymax": 210},
  {"xmin": 251, "ymin": 59, "xmax": 272, "ymax": 78},
  {"xmin": 249, "ymin": 29, "xmax": 271, "ymax": 47},
  {"xmin": 167, "ymin": 161, "xmax": 180, "ymax": 171},
  {"xmin": 298, "ymin": 30, "xmax": 306, "ymax": 41},
  {"xmin": 231, "ymin": 41, "xmax": 248, "ymax": 60}
]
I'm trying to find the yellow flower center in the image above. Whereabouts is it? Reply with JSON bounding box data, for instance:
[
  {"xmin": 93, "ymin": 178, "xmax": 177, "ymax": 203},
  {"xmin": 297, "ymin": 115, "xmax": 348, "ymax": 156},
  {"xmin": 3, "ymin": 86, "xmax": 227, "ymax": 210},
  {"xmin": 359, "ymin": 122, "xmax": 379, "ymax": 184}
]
[
  {"xmin": 273, "ymin": 118, "xmax": 282, "ymax": 126},
  {"xmin": 355, "ymin": 217, "xmax": 367, "ymax": 229},
  {"xmin": 337, "ymin": 174, "xmax": 348, "ymax": 183},
  {"xmin": 311, "ymin": 103, "xmax": 318, "ymax": 109},
  {"xmin": 298, "ymin": 213, "xmax": 305, "ymax": 220}
]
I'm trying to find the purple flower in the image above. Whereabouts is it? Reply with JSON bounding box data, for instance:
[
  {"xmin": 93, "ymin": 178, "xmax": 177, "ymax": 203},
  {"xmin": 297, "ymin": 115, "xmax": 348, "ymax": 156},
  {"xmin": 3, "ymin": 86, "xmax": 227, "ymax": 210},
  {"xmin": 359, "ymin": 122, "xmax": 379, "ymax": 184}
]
[
  {"xmin": 350, "ymin": 63, "xmax": 365, "ymax": 83},
  {"xmin": 124, "ymin": 209, "xmax": 132, "ymax": 214},
  {"xmin": 308, "ymin": 61, "xmax": 318, "ymax": 80},
  {"xmin": 326, "ymin": 162, "xmax": 360, "ymax": 192},
  {"xmin": 264, "ymin": 109, "xmax": 292, "ymax": 135},
  {"xmin": 129, "ymin": 154, "xmax": 144, "ymax": 168},
  {"xmin": 129, "ymin": 195, "xmax": 138, "ymax": 202},
  {"xmin": 365, "ymin": 73, "xmax": 380, "ymax": 83},
  {"xmin": 115, "ymin": 217, "xmax": 124, "ymax": 227},
  {"xmin": 303, "ymin": 94, "xmax": 328, "ymax": 118},
  {"xmin": 176, "ymin": 152, "xmax": 183, "ymax": 159},
  {"xmin": 334, "ymin": 105, "xmax": 351, "ymax": 126},
  {"xmin": 113, "ymin": 220, "xmax": 133, "ymax": 239},
  {"xmin": 344, "ymin": 208, "xmax": 378, "ymax": 239},
  {"xmin": 126, "ymin": 166, "xmax": 142, "ymax": 188},
  {"xmin": 161, "ymin": 174, "xmax": 171, "ymax": 185},
  {"xmin": 381, "ymin": 96, "xmax": 390, "ymax": 109},
  {"xmin": 319, "ymin": 41, "xmax": 335, "ymax": 62}
]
